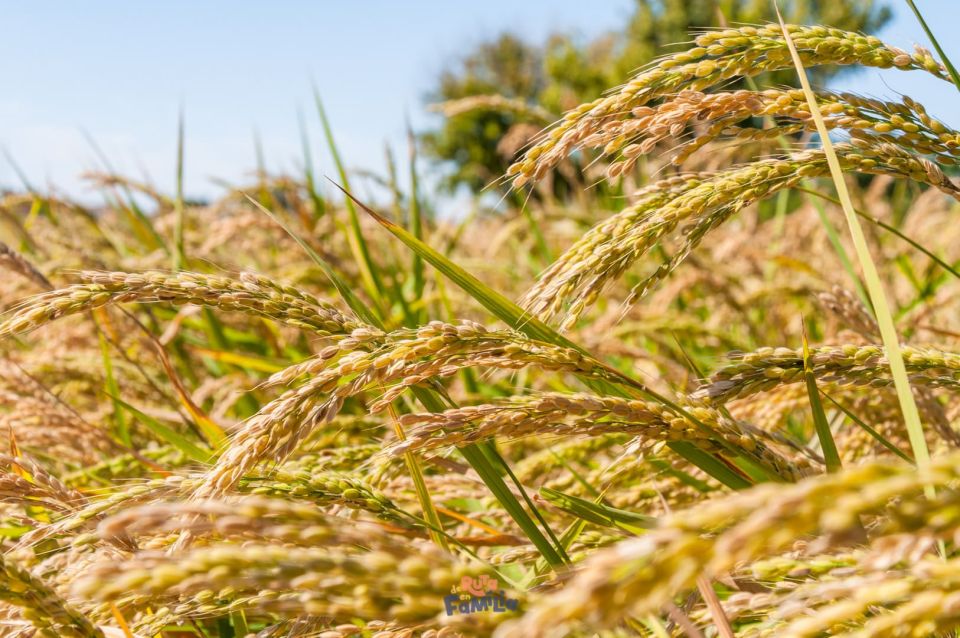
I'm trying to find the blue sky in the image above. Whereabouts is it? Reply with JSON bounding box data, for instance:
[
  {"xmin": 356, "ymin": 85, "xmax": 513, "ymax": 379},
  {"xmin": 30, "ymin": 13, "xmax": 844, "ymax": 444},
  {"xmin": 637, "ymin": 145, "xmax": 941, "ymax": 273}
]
[{"xmin": 1, "ymin": 1, "xmax": 957, "ymax": 203}]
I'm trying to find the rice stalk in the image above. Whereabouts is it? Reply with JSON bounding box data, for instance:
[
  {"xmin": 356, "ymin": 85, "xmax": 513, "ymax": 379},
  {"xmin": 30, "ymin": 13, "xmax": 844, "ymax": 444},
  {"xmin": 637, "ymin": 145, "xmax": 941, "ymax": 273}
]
[
  {"xmin": 522, "ymin": 143, "xmax": 958, "ymax": 329},
  {"xmin": 0, "ymin": 240, "xmax": 52, "ymax": 290},
  {"xmin": 0, "ymin": 270, "xmax": 360, "ymax": 337},
  {"xmin": 0, "ymin": 553, "xmax": 104, "ymax": 638},
  {"xmin": 507, "ymin": 24, "xmax": 949, "ymax": 186},
  {"xmin": 497, "ymin": 451, "xmax": 960, "ymax": 636},
  {"xmin": 385, "ymin": 392, "xmax": 809, "ymax": 480},
  {"xmin": 697, "ymin": 344, "xmax": 960, "ymax": 403},
  {"xmin": 198, "ymin": 321, "xmax": 631, "ymax": 496}
]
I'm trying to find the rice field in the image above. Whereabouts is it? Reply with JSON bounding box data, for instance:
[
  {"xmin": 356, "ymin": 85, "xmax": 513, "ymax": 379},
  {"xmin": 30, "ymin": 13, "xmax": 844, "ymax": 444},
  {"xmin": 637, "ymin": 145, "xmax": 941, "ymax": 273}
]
[{"xmin": 2, "ymin": 13, "xmax": 960, "ymax": 638}]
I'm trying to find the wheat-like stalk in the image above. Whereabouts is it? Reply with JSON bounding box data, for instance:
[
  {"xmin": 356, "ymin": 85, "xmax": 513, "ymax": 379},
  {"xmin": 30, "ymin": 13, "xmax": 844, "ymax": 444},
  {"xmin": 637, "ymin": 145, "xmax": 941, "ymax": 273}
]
[
  {"xmin": 507, "ymin": 24, "xmax": 949, "ymax": 186},
  {"xmin": 199, "ymin": 320, "xmax": 629, "ymax": 496},
  {"xmin": 522, "ymin": 143, "xmax": 959, "ymax": 328},
  {"xmin": 387, "ymin": 391, "xmax": 809, "ymax": 480},
  {"xmin": 0, "ymin": 241, "xmax": 52, "ymax": 290},
  {"xmin": 498, "ymin": 451, "xmax": 960, "ymax": 636},
  {"xmin": 429, "ymin": 94, "xmax": 554, "ymax": 122},
  {"xmin": 0, "ymin": 453, "xmax": 84, "ymax": 512},
  {"xmin": 0, "ymin": 553, "xmax": 104, "ymax": 638},
  {"xmin": 0, "ymin": 270, "xmax": 359, "ymax": 337},
  {"xmin": 698, "ymin": 344, "xmax": 960, "ymax": 403},
  {"xmin": 94, "ymin": 496, "xmax": 399, "ymax": 547},
  {"xmin": 594, "ymin": 89, "xmax": 959, "ymax": 174},
  {"xmin": 72, "ymin": 536, "xmax": 505, "ymax": 627}
]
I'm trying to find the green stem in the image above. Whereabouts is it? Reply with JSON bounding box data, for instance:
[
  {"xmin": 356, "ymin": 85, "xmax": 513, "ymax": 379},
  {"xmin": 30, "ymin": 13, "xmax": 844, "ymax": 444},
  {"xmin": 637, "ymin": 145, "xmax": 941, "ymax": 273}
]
[{"xmin": 904, "ymin": 0, "xmax": 960, "ymax": 92}]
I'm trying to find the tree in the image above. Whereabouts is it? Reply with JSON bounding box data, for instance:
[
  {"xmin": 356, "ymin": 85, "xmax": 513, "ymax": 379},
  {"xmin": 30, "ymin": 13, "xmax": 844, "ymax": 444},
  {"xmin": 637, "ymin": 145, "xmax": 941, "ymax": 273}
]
[
  {"xmin": 420, "ymin": 34, "xmax": 545, "ymax": 195},
  {"xmin": 422, "ymin": 0, "xmax": 892, "ymax": 196}
]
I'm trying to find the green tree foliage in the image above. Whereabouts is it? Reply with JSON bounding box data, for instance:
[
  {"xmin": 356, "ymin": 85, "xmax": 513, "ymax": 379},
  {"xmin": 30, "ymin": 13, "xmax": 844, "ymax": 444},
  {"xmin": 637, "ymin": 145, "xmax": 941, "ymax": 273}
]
[
  {"xmin": 421, "ymin": 34, "xmax": 545, "ymax": 195},
  {"xmin": 422, "ymin": 0, "xmax": 892, "ymax": 196}
]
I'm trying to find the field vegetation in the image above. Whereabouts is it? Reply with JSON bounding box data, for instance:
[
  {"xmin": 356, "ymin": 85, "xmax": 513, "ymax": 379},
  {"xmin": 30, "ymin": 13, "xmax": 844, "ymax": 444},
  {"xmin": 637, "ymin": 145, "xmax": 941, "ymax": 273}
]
[{"xmin": 1, "ymin": 3, "xmax": 959, "ymax": 637}]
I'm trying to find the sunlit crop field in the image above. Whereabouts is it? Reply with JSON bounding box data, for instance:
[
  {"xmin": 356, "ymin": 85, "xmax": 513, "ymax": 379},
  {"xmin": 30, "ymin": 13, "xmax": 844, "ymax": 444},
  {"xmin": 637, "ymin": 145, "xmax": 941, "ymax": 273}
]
[{"xmin": 1, "ymin": 12, "xmax": 960, "ymax": 638}]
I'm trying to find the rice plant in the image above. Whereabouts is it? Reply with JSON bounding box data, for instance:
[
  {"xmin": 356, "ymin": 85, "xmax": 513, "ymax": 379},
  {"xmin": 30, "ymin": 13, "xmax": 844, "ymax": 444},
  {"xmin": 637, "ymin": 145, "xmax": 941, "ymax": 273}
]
[{"xmin": 1, "ymin": 14, "xmax": 960, "ymax": 638}]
